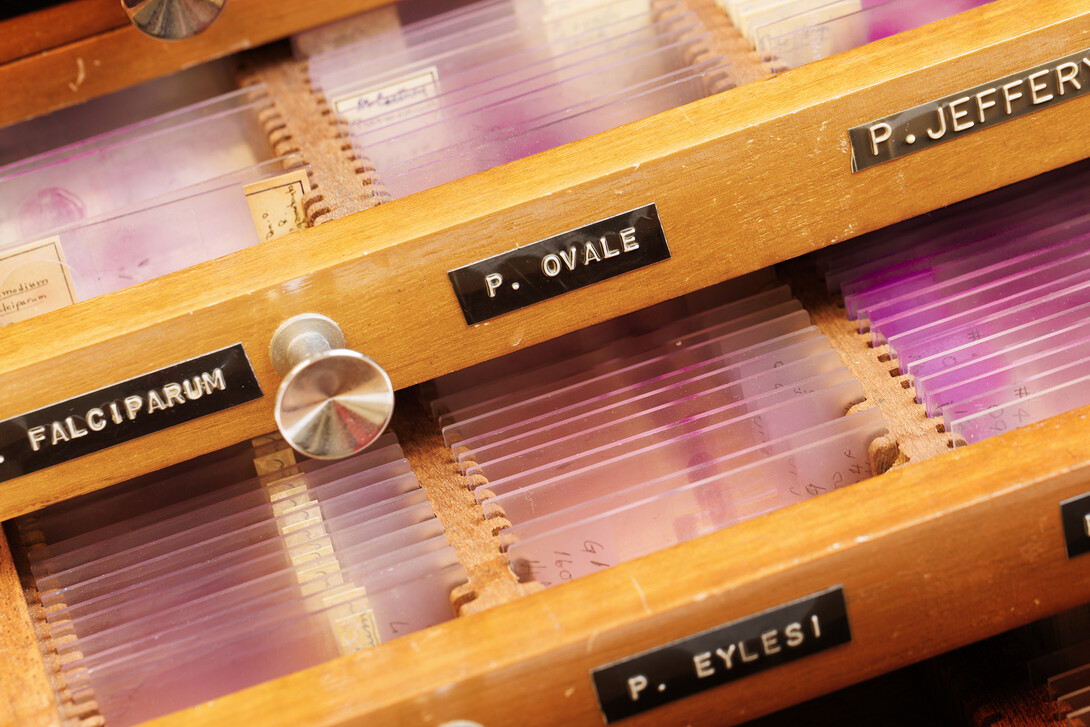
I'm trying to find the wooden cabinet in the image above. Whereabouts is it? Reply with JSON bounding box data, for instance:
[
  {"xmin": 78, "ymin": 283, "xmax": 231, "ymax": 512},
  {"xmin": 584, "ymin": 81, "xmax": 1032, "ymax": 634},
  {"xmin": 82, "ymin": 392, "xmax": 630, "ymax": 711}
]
[{"xmin": 2, "ymin": 1, "xmax": 1089, "ymax": 725}]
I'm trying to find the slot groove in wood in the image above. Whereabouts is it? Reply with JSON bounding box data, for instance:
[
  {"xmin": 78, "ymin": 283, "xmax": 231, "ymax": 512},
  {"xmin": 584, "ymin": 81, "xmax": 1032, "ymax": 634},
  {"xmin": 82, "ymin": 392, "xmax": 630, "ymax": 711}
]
[
  {"xmin": 2, "ymin": 522, "xmax": 92, "ymax": 727},
  {"xmin": 236, "ymin": 43, "xmax": 382, "ymax": 227},
  {"xmin": 267, "ymin": 0, "xmax": 770, "ymax": 211},
  {"xmin": 687, "ymin": 0, "xmax": 772, "ymax": 87},
  {"xmin": 388, "ymin": 389, "xmax": 541, "ymax": 616},
  {"xmin": 784, "ymin": 259, "xmax": 953, "ymax": 466}
]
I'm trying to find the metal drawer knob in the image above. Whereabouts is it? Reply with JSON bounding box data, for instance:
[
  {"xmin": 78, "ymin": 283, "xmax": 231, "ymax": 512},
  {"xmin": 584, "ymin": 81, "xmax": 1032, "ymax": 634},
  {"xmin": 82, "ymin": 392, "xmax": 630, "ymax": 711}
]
[
  {"xmin": 270, "ymin": 314, "xmax": 394, "ymax": 460},
  {"xmin": 122, "ymin": 0, "xmax": 225, "ymax": 40}
]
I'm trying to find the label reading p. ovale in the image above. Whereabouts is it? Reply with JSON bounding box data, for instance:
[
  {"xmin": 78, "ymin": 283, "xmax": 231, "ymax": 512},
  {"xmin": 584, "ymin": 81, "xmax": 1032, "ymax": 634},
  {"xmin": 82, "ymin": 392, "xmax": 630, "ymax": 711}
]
[
  {"xmin": 0, "ymin": 344, "xmax": 261, "ymax": 483},
  {"xmin": 448, "ymin": 203, "xmax": 670, "ymax": 325},
  {"xmin": 591, "ymin": 586, "xmax": 850, "ymax": 723}
]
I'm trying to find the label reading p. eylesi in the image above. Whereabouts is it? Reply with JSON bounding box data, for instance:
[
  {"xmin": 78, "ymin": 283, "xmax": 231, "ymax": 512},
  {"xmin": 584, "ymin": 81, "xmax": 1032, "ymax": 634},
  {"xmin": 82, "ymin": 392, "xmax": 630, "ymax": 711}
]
[
  {"xmin": 850, "ymin": 48, "xmax": 1090, "ymax": 171},
  {"xmin": 0, "ymin": 344, "xmax": 261, "ymax": 483},
  {"xmin": 591, "ymin": 586, "xmax": 850, "ymax": 723},
  {"xmin": 448, "ymin": 203, "xmax": 670, "ymax": 325}
]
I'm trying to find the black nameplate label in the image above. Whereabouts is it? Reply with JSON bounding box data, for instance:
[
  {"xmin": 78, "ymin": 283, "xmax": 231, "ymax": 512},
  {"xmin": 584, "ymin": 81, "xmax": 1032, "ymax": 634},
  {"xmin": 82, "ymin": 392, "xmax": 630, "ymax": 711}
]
[
  {"xmin": 0, "ymin": 344, "xmax": 262, "ymax": 483},
  {"xmin": 448, "ymin": 203, "xmax": 670, "ymax": 325},
  {"xmin": 591, "ymin": 586, "xmax": 850, "ymax": 723},
  {"xmin": 1060, "ymin": 492, "xmax": 1090, "ymax": 559},
  {"xmin": 850, "ymin": 48, "xmax": 1090, "ymax": 171}
]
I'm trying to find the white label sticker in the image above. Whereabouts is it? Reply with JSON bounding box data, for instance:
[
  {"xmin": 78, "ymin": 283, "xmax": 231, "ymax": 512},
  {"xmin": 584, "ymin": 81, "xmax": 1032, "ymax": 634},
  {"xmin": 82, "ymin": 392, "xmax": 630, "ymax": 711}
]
[
  {"xmin": 244, "ymin": 168, "xmax": 312, "ymax": 242},
  {"xmin": 0, "ymin": 236, "xmax": 77, "ymax": 325},
  {"xmin": 755, "ymin": 0, "xmax": 864, "ymax": 66},
  {"xmin": 539, "ymin": 0, "xmax": 652, "ymax": 45},
  {"xmin": 331, "ymin": 67, "xmax": 441, "ymax": 128}
]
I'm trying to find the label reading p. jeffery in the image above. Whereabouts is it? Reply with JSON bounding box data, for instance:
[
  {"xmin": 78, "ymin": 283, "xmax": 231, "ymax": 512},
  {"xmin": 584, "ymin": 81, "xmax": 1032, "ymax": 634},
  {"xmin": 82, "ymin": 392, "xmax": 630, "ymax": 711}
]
[
  {"xmin": 591, "ymin": 586, "xmax": 850, "ymax": 723},
  {"xmin": 850, "ymin": 48, "xmax": 1090, "ymax": 171},
  {"xmin": 0, "ymin": 344, "xmax": 262, "ymax": 483},
  {"xmin": 448, "ymin": 203, "xmax": 670, "ymax": 325}
]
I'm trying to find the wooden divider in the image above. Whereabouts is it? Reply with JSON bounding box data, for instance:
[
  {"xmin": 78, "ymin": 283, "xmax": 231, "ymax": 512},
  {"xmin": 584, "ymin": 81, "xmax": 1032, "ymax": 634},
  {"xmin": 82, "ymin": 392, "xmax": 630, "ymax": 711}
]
[{"xmin": 1, "ymin": 0, "xmax": 1087, "ymax": 519}]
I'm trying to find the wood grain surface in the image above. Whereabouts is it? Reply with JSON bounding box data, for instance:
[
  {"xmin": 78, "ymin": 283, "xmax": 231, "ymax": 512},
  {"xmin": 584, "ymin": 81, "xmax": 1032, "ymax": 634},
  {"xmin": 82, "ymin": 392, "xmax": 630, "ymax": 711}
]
[
  {"xmin": 0, "ymin": 528, "xmax": 60, "ymax": 727},
  {"xmin": 0, "ymin": 0, "xmax": 1087, "ymax": 519},
  {"xmin": 0, "ymin": 0, "xmax": 392, "ymax": 127},
  {"xmin": 0, "ymin": 0, "xmax": 126, "ymax": 66},
  {"xmin": 2, "ymin": 2, "xmax": 1090, "ymax": 726},
  {"xmin": 138, "ymin": 397, "xmax": 1090, "ymax": 727}
]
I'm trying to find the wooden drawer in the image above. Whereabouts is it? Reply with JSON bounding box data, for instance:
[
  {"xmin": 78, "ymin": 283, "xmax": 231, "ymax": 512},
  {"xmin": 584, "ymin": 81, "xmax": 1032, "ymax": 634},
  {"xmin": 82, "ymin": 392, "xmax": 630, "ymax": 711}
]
[{"xmin": 2, "ymin": 1, "xmax": 1090, "ymax": 725}]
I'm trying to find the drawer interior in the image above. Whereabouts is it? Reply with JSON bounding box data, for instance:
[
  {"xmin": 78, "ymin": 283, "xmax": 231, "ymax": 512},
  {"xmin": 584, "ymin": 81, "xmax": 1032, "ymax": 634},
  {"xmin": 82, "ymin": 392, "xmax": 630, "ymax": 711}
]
[
  {"xmin": 3, "ymin": 1, "xmax": 1090, "ymax": 725},
  {"xmin": 2, "ymin": 0, "xmax": 1085, "ymax": 525},
  {"xmin": 0, "ymin": 235, "xmax": 1046, "ymax": 725}
]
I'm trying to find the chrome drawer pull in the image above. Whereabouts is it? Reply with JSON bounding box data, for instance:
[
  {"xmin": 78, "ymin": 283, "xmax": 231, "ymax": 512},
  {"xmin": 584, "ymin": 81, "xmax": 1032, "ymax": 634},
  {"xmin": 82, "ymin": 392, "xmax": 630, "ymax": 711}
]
[
  {"xmin": 270, "ymin": 313, "xmax": 394, "ymax": 460},
  {"xmin": 121, "ymin": 0, "xmax": 225, "ymax": 40}
]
